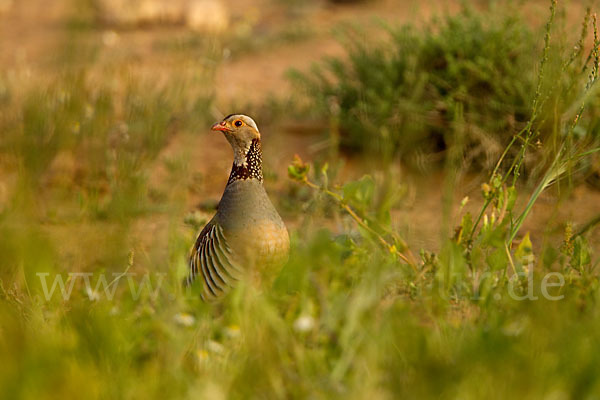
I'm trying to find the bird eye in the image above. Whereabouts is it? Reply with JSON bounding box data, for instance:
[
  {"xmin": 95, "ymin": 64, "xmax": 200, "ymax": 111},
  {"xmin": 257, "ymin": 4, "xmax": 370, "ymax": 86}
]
[{"xmin": 234, "ymin": 120, "xmax": 243, "ymax": 127}]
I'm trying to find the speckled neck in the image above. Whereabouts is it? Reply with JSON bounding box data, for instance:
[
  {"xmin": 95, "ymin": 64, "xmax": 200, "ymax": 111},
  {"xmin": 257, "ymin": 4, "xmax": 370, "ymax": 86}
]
[{"xmin": 227, "ymin": 139, "xmax": 263, "ymax": 184}]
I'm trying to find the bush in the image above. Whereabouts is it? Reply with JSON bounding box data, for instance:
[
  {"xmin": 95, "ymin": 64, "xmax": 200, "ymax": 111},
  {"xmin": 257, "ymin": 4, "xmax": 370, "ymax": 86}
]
[{"xmin": 290, "ymin": 5, "xmax": 600, "ymax": 171}]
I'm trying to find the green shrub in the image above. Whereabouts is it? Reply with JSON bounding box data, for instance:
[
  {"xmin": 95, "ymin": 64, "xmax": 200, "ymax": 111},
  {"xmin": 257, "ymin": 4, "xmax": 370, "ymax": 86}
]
[{"xmin": 290, "ymin": 5, "xmax": 600, "ymax": 171}]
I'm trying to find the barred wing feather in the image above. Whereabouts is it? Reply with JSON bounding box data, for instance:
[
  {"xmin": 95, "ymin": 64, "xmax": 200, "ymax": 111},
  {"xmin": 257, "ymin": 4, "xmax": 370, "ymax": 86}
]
[{"xmin": 186, "ymin": 220, "xmax": 242, "ymax": 301}]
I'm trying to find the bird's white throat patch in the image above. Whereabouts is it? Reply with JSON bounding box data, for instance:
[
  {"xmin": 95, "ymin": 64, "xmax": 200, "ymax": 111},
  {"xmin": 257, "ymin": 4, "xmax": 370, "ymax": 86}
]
[
  {"xmin": 227, "ymin": 139, "xmax": 263, "ymax": 184},
  {"xmin": 233, "ymin": 142, "xmax": 252, "ymax": 167}
]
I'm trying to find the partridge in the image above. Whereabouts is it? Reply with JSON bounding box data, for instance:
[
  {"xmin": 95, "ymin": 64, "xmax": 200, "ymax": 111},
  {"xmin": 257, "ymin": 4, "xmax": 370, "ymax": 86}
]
[{"xmin": 185, "ymin": 114, "xmax": 290, "ymax": 301}]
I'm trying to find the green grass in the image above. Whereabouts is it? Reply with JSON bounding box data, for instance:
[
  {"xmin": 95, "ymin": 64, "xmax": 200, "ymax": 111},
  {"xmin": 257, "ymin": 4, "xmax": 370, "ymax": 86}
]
[{"xmin": 1, "ymin": 1, "xmax": 600, "ymax": 399}]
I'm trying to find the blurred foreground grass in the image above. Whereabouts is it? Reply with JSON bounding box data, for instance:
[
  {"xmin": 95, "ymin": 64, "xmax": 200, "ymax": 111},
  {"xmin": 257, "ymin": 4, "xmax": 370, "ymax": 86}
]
[{"xmin": 1, "ymin": 1, "xmax": 600, "ymax": 399}]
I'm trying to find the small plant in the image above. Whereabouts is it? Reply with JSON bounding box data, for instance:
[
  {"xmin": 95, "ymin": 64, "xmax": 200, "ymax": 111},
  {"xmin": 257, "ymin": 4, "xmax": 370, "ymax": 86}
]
[{"xmin": 288, "ymin": 154, "xmax": 417, "ymax": 268}]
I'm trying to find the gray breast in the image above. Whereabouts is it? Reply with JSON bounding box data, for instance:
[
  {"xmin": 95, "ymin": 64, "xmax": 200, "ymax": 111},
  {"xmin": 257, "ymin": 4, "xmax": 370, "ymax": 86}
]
[{"xmin": 216, "ymin": 180, "xmax": 285, "ymax": 233}]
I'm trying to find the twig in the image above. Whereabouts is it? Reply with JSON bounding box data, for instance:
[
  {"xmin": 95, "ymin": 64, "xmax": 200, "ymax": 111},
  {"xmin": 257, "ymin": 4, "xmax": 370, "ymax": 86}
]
[{"xmin": 107, "ymin": 250, "xmax": 134, "ymax": 290}]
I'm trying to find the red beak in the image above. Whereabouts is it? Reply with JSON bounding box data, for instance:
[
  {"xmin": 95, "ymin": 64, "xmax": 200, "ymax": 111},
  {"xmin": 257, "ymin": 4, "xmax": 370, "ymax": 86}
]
[{"xmin": 211, "ymin": 121, "xmax": 231, "ymax": 132}]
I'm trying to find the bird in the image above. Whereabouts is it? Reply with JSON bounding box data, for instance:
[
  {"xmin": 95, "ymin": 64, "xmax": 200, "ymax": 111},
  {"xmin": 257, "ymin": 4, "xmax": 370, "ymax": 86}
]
[{"xmin": 185, "ymin": 114, "xmax": 290, "ymax": 301}]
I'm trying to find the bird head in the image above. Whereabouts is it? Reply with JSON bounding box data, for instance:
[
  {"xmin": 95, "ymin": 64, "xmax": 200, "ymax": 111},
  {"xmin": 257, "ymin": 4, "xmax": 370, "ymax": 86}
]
[{"xmin": 212, "ymin": 114, "xmax": 261, "ymax": 166}]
